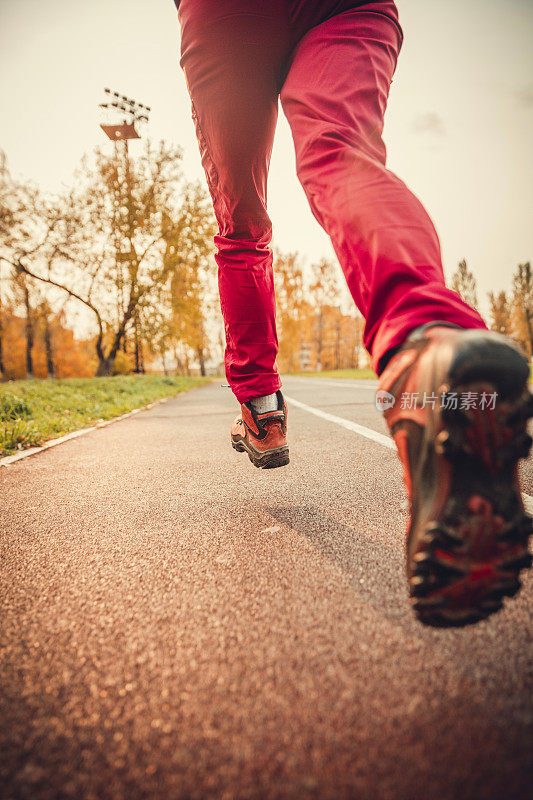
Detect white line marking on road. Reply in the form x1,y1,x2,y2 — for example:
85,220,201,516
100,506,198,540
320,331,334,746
284,394,533,514
285,395,394,449
285,377,378,390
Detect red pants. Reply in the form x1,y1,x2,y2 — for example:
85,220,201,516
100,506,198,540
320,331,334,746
177,0,486,402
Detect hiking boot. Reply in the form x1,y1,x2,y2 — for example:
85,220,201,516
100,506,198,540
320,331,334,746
231,390,289,469
378,324,533,627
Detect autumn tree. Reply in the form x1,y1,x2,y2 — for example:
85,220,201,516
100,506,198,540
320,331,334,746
37,298,57,378
309,258,341,371
1,141,216,376
140,190,217,375
274,251,313,372
13,270,36,377
332,310,364,370
0,272,13,380
451,259,478,307
0,157,77,377
0,154,21,378
143,300,175,374
511,262,533,357
0,159,38,378
488,290,511,337
0,308,4,379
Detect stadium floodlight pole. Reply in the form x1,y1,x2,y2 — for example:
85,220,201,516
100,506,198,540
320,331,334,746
97,88,151,371
99,87,151,146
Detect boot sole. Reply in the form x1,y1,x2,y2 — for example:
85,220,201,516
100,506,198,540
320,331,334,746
231,437,290,469
409,373,533,628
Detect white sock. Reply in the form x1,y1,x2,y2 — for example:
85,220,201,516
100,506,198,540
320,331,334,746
250,393,278,414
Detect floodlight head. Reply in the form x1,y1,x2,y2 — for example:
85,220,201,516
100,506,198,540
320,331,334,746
99,89,150,138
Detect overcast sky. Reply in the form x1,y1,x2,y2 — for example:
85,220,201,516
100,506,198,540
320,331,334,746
1,0,532,314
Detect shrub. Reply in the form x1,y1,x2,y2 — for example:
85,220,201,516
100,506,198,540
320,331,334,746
0,392,32,421
112,352,133,375
0,418,43,453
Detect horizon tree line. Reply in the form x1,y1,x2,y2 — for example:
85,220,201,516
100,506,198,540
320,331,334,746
0,145,531,380
451,258,533,356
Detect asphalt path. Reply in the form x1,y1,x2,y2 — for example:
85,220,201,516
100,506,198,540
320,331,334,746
1,377,532,800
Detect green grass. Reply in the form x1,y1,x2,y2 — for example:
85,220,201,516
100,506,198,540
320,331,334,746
0,375,210,456
286,368,377,379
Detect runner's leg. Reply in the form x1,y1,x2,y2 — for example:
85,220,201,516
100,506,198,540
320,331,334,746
178,1,288,402
280,5,487,373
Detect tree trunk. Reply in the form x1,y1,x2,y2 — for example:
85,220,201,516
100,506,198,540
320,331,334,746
139,337,145,373
132,315,145,373
0,319,4,380
197,348,206,377
315,312,323,371
96,357,115,376
106,295,136,371
134,320,141,373
23,283,34,378
107,321,129,368
0,292,4,380
44,315,55,378
174,347,183,375
353,319,361,369
334,319,341,371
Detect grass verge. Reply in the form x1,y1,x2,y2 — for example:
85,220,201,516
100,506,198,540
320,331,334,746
286,368,377,379
0,375,211,456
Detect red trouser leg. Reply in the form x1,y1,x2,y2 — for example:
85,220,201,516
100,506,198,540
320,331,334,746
178,2,286,403
280,9,487,373
179,1,487,397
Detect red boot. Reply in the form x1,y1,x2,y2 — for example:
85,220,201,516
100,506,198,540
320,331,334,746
379,324,533,627
231,391,289,469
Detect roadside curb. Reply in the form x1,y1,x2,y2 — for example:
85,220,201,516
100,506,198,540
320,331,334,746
0,396,171,468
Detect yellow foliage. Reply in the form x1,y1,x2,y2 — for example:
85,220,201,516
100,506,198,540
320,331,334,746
112,350,134,375
1,312,96,379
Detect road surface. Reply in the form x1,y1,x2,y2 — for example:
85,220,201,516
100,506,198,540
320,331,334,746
1,377,532,800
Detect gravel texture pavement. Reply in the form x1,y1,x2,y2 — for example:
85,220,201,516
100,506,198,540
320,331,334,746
1,377,532,800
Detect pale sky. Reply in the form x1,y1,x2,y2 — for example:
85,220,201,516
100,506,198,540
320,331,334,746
1,0,532,316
